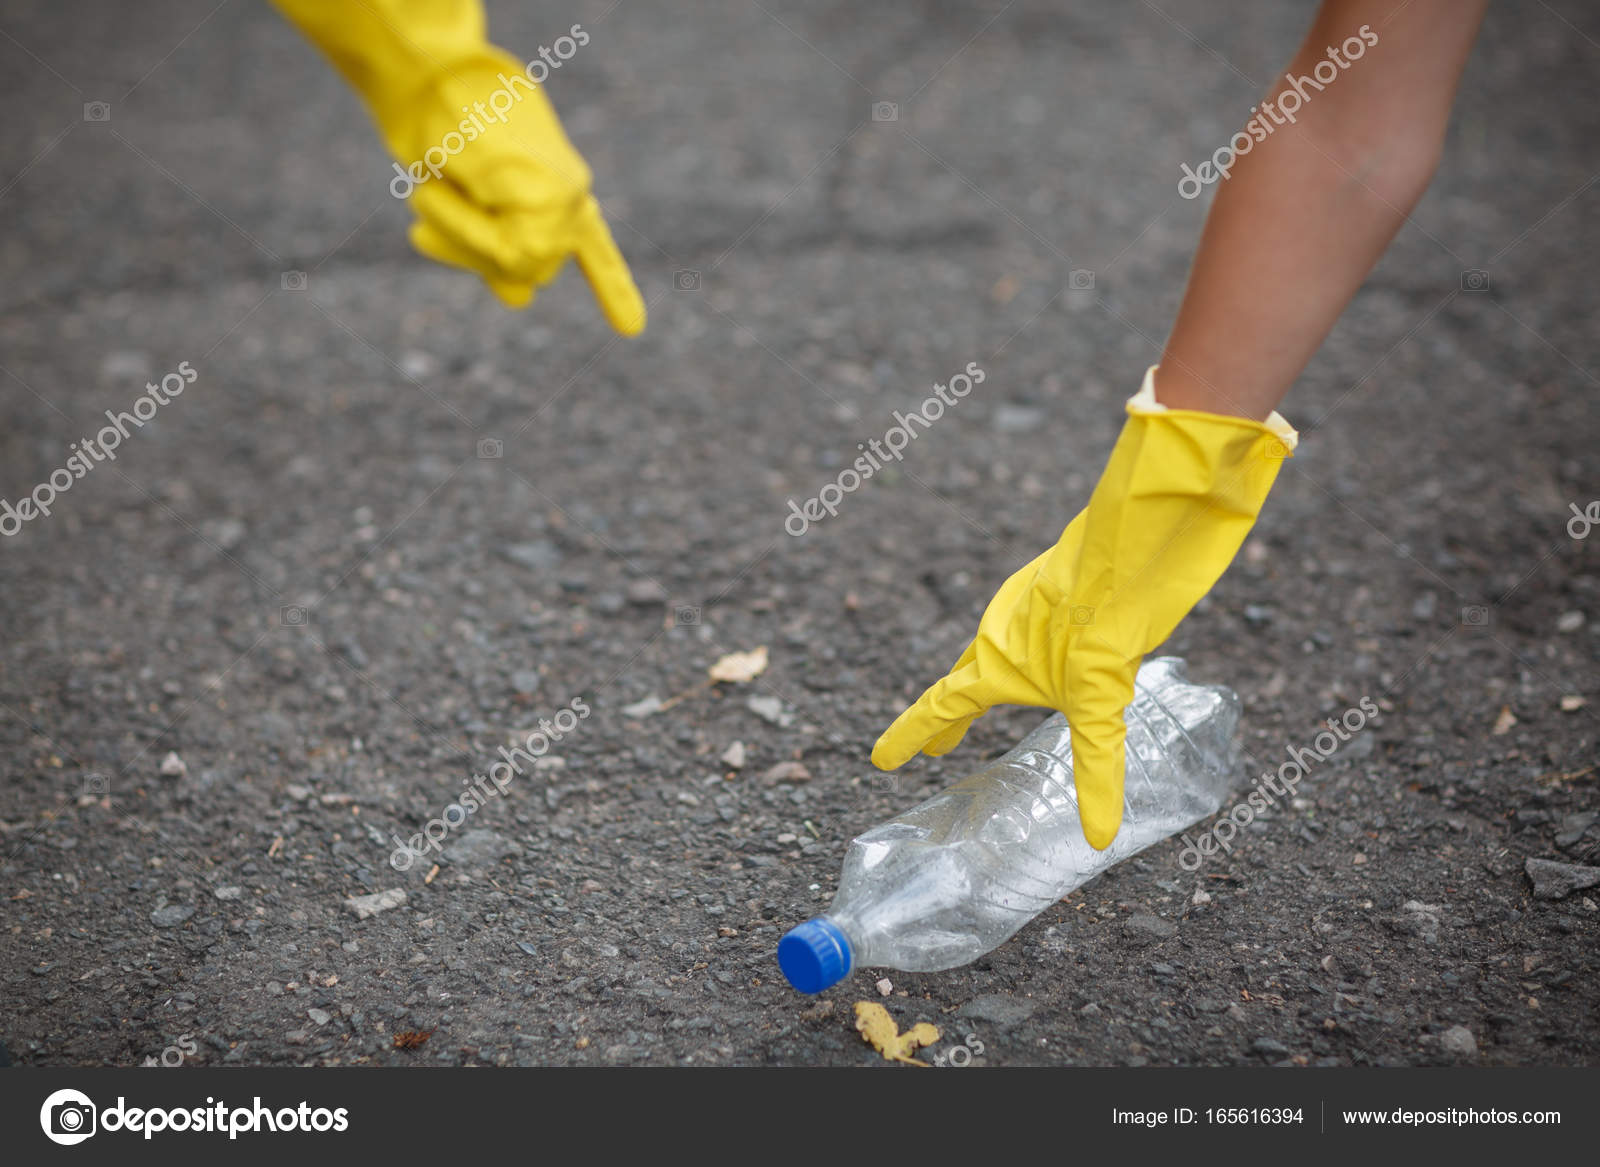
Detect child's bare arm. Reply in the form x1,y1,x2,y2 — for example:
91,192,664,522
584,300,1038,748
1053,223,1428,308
1155,0,1488,419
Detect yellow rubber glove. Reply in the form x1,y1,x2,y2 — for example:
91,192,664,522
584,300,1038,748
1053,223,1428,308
272,0,645,334
872,366,1298,850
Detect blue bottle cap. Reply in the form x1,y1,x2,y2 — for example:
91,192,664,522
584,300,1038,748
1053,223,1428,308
777,918,852,993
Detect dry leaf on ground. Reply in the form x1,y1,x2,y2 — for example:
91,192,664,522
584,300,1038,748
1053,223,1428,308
709,646,768,684
853,1001,939,1065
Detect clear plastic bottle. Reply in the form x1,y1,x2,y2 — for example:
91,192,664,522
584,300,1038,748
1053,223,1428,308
778,657,1240,992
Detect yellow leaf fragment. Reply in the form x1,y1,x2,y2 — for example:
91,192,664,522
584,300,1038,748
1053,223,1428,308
709,646,768,684
853,1001,940,1065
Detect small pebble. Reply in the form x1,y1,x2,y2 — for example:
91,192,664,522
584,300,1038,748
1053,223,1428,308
1438,1025,1477,1057
1123,914,1177,941
746,695,792,727
621,695,663,719
761,761,811,785
1526,858,1600,901
626,580,667,605
344,889,407,919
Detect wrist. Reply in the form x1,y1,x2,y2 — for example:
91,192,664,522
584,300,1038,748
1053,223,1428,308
1150,364,1274,421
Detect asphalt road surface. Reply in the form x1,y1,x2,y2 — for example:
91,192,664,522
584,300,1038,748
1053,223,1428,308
1,0,1595,1066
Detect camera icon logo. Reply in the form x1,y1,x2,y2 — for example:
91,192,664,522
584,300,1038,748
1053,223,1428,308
674,605,701,627
872,101,899,122
83,102,111,122
83,772,109,797
40,1088,97,1145
280,605,309,627
281,270,308,291
1460,605,1490,628
1068,269,1096,291
476,437,503,460
673,269,701,291
1069,605,1095,626
1460,269,1490,292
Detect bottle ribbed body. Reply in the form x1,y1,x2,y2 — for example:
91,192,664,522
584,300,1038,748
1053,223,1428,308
823,657,1239,973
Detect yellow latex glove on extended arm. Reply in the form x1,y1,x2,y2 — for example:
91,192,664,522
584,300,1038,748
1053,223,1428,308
873,367,1298,850
272,0,644,334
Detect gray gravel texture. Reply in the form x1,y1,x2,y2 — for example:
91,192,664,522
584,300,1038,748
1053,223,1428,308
0,0,1595,1067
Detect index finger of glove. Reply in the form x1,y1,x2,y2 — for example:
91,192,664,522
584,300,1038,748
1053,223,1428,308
871,658,991,771
572,197,646,336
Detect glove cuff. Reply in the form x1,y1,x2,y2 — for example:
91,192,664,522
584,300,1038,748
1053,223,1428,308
1128,365,1298,453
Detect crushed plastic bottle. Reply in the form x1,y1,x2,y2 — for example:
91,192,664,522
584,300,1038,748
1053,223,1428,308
778,657,1240,992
